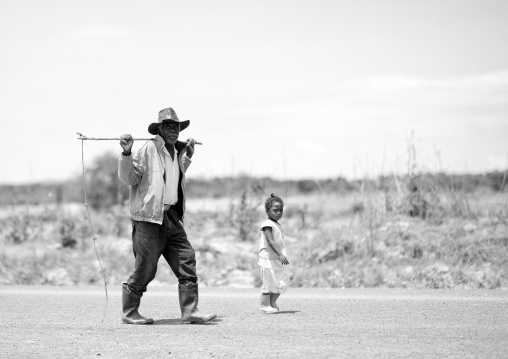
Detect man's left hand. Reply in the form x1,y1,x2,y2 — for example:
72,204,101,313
185,138,196,158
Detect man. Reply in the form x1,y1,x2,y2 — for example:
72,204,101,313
118,107,216,324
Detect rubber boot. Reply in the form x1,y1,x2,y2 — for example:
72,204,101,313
179,283,217,324
122,285,154,325
260,293,278,314
270,292,280,312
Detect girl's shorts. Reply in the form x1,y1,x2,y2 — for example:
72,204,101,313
258,257,289,294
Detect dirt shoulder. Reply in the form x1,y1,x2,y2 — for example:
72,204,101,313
1,286,507,358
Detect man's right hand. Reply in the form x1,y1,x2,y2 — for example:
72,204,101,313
120,134,134,155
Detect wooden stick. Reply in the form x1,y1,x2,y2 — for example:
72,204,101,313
77,133,202,145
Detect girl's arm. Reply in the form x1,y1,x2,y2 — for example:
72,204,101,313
262,227,289,265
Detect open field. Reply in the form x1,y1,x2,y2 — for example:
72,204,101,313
1,190,507,289
1,285,507,358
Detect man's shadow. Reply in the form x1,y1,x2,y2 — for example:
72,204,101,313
154,317,224,326
153,311,299,324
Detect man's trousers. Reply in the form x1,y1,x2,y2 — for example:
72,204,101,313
123,208,197,298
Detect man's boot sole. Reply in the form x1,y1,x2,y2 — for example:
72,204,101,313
181,314,217,324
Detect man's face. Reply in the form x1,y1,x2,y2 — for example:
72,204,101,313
159,122,180,145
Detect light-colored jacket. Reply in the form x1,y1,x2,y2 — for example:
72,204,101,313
118,135,191,225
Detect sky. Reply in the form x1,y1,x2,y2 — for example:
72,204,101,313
1,0,507,184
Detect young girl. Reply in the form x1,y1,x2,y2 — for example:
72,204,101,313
258,193,289,313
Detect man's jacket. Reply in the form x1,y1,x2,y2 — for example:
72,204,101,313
118,135,191,225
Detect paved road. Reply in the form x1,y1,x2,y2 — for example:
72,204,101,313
1,286,507,358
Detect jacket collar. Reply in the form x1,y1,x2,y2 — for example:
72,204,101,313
154,135,186,154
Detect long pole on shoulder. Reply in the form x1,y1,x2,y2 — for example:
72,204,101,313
77,133,203,145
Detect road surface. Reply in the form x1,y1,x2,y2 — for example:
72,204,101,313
1,286,507,358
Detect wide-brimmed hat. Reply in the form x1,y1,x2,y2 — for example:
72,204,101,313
148,107,190,135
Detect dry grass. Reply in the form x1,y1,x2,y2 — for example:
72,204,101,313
0,185,507,289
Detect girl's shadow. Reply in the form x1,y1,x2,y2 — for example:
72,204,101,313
275,310,300,314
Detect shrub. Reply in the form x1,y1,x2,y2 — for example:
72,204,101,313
229,183,265,241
